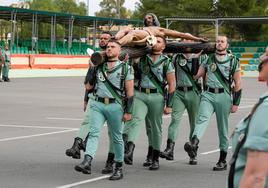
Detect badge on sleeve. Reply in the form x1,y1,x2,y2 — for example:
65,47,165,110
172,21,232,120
210,63,217,72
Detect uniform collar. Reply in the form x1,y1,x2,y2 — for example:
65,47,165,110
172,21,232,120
103,60,122,73
146,54,166,67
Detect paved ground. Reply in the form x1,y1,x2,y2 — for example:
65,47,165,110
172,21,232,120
0,76,266,188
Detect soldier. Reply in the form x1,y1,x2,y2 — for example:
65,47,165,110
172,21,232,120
74,40,134,180
228,56,268,188
2,44,11,82
66,32,118,175
184,36,242,171
160,39,206,165
123,36,176,170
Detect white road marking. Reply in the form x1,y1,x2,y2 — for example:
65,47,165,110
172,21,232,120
0,124,78,130
200,146,232,155
0,129,77,142
46,117,83,121
56,175,110,188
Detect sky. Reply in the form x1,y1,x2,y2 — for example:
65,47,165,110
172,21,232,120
0,0,140,16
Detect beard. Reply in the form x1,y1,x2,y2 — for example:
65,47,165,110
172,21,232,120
99,44,107,50
216,46,227,52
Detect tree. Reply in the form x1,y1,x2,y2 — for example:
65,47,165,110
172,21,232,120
95,0,132,19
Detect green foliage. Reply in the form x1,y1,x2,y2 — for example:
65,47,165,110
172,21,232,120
95,0,132,18
28,0,87,15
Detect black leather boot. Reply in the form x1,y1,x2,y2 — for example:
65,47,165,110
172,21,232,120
184,135,199,159
101,152,114,174
124,141,135,165
143,146,153,167
74,154,92,174
189,157,197,165
149,150,160,170
159,139,175,160
65,137,84,159
81,134,89,152
213,151,227,171
123,133,128,151
109,162,123,180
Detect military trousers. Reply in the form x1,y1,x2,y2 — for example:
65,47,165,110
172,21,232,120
123,91,164,151
77,100,114,153
85,100,123,162
192,91,231,152
168,89,200,142
2,61,10,78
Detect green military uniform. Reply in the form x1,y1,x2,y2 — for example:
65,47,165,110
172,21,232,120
2,49,11,81
85,60,133,163
192,53,240,152
123,54,174,167
231,92,268,188
160,54,206,162
168,54,205,142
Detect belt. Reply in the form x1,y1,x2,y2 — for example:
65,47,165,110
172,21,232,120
207,87,224,94
177,86,193,92
95,96,116,104
135,86,158,94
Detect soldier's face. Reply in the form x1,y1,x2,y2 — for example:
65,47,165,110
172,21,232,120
106,42,121,58
99,34,111,48
152,37,165,52
216,36,228,51
145,15,154,26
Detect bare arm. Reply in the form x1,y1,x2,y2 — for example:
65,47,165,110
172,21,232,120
160,28,206,42
167,72,176,93
194,66,206,80
230,70,242,113
125,79,134,98
164,72,176,114
233,71,242,92
115,27,133,40
123,79,134,121
239,150,268,188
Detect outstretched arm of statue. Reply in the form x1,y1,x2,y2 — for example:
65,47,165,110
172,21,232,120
115,27,133,40
159,28,207,42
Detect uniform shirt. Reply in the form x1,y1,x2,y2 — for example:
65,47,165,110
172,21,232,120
173,53,206,87
202,54,240,88
137,54,175,89
95,61,134,98
232,91,268,188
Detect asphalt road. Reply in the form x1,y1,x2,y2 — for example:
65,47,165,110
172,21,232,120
0,77,266,188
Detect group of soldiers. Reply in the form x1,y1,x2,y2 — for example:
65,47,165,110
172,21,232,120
65,13,242,181
0,44,11,82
